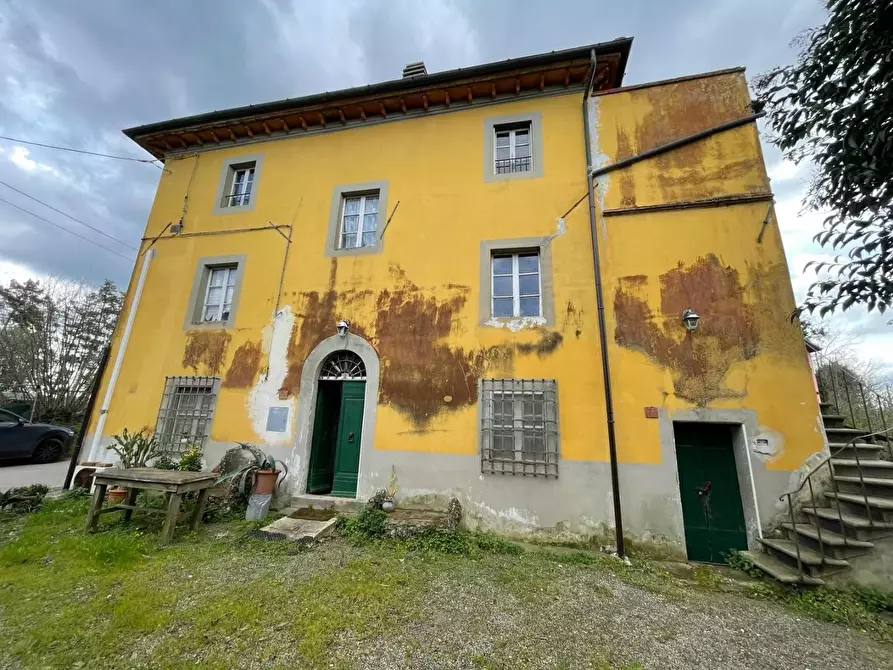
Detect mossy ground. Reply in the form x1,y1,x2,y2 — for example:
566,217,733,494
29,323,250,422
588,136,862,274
0,498,891,669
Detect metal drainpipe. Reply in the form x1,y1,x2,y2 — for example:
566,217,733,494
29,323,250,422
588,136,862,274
582,50,625,558
86,248,156,462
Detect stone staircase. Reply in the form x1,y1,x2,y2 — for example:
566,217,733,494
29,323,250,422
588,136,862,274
743,402,893,585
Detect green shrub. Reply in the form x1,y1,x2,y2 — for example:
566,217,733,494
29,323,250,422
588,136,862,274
177,446,203,472
0,484,50,514
152,453,178,470
336,509,387,542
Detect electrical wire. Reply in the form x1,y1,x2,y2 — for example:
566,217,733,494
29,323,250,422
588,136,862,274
0,180,138,251
0,133,159,165
0,195,134,263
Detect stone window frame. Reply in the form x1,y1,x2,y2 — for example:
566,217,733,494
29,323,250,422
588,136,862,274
479,237,555,326
479,378,560,478
212,154,264,216
324,180,389,257
183,254,247,330
483,111,543,182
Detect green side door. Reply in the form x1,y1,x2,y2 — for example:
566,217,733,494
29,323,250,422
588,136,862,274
331,381,365,497
307,384,339,494
675,423,748,563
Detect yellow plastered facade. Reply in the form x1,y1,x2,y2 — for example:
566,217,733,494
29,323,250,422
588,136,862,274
87,70,822,527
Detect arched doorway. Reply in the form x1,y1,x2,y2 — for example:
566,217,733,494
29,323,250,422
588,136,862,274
306,351,367,496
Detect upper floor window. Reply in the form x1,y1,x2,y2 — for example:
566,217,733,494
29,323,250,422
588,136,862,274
213,155,263,215
491,251,541,318
226,164,255,207
325,181,388,257
184,254,246,330
339,192,379,250
202,265,237,323
483,113,542,183
494,122,531,174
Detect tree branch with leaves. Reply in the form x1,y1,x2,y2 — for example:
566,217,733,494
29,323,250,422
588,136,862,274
755,0,893,317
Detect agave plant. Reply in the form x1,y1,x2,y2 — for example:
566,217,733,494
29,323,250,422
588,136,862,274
215,442,289,495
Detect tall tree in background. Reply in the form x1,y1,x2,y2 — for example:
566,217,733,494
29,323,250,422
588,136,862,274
0,278,122,423
755,0,893,316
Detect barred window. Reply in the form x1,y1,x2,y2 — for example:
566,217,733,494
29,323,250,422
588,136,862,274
480,379,558,477
154,376,218,453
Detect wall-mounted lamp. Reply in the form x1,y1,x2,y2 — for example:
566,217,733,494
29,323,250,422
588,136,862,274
682,308,700,331
336,319,350,338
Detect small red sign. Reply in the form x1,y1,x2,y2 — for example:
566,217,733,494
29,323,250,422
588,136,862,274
644,406,659,419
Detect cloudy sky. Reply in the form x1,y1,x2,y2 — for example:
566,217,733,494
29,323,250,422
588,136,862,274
0,0,888,371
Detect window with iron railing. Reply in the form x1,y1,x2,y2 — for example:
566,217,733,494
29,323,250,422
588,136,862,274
220,163,255,208
154,376,218,453
494,122,532,174
480,379,558,477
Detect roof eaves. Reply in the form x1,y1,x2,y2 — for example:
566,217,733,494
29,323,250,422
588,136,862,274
123,37,633,140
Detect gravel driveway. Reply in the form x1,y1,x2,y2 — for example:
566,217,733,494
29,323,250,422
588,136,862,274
326,549,893,670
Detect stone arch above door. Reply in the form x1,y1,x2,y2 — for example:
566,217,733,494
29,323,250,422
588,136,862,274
289,333,380,496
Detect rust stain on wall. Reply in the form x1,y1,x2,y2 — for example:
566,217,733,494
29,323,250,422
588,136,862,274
279,259,338,399
223,341,261,388
183,330,231,376
615,129,637,207
614,254,762,406
275,263,564,427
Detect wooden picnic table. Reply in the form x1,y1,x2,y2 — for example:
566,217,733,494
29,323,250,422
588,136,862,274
85,468,218,544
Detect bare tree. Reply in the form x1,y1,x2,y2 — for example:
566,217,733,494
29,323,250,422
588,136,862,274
0,277,122,423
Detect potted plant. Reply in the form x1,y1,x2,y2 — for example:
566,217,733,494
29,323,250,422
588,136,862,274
108,428,164,503
382,465,399,513
215,442,289,498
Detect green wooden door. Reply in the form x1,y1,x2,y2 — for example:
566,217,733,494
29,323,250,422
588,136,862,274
675,423,748,563
331,381,365,497
307,383,340,494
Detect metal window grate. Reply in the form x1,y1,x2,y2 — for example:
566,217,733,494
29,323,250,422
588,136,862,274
481,379,558,477
495,156,532,174
154,376,218,453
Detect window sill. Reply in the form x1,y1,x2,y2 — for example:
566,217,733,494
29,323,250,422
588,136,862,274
185,321,235,331
326,244,383,258
211,203,255,216
482,315,548,331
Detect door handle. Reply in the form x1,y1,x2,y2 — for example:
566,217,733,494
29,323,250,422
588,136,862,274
697,481,712,497
347,432,355,443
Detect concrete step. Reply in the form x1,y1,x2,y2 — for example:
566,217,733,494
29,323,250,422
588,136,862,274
824,490,893,510
759,537,849,574
803,506,893,541
741,550,824,585
830,443,886,460
822,414,852,429
831,458,893,479
833,475,893,497
780,522,873,560
825,427,871,441
289,493,364,514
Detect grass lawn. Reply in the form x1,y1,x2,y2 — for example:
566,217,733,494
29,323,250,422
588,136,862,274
1,493,892,670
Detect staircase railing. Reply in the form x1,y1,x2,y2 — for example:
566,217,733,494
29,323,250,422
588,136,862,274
778,425,893,583
811,351,893,455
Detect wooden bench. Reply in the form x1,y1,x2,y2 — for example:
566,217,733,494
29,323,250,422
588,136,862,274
85,468,218,544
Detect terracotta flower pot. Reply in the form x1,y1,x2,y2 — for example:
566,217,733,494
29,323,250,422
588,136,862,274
253,469,280,495
107,487,128,504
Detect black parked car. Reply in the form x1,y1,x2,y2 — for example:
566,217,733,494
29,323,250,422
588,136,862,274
0,408,74,463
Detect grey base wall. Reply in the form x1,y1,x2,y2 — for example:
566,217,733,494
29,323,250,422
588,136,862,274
80,407,810,560
828,536,893,591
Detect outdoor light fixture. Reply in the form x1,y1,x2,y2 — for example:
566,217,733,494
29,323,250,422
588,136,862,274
682,308,700,331
336,319,350,338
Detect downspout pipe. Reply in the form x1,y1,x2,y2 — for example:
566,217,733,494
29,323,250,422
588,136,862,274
582,50,625,558
87,248,156,462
